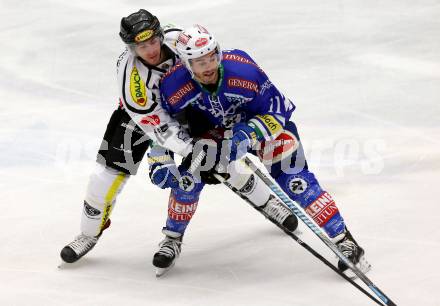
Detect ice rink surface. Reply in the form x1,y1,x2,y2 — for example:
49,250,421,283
1,0,439,305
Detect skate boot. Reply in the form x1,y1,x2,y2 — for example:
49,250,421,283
60,219,110,264
60,234,99,263
153,230,182,277
263,195,298,232
334,229,371,278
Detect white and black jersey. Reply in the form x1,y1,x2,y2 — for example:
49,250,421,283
116,26,193,158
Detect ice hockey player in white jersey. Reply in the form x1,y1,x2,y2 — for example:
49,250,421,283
60,9,298,268
59,9,192,264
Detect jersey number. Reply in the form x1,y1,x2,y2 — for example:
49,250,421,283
269,96,283,114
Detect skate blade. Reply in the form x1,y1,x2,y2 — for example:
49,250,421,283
58,261,68,269
293,229,303,235
344,256,371,279
155,262,175,278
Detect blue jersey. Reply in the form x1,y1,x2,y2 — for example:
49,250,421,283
160,49,295,141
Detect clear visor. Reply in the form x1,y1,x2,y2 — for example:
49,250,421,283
127,36,162,53
188,48,221,70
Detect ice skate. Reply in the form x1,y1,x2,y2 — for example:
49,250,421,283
59,219,110,266
153,231,182,277
59,234,99,265
263,195,299,232
335,230,371,278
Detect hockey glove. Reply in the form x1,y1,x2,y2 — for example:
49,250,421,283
149,164,179,189
228,123,258,161
181,139,229,185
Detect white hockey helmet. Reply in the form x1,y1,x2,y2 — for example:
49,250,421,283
175,24,222,76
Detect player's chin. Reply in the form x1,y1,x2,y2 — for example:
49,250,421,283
146,54,161,65
203,71,217,84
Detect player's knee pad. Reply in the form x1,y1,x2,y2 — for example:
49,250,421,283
82,164,129,236
226,160,270,206
165,173,204,234
275,169,345,238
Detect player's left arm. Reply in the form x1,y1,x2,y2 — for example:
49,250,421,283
246,69,295,142
228,67,295,161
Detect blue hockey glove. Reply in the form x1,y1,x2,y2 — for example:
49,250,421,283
228,123,258,161
149,164,179,189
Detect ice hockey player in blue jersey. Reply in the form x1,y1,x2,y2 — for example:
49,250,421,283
153,24,370,277
58,10,298,275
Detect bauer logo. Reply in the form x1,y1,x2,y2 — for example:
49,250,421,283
83,201,100,219
195,37,208,47
130,67,147,106
134,30,154,43
239,174,256,194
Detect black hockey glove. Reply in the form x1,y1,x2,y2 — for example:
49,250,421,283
181,139,230,185
199,165,230,185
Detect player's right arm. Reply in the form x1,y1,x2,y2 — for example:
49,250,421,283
159,63,199,116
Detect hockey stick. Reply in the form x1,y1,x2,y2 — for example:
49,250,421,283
241,157,397,306
215,174,386,306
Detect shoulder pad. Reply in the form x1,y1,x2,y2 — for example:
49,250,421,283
160,64,198,112
222,49,257,65
222,49,265,75
163,24,182,54
160,62,191,83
